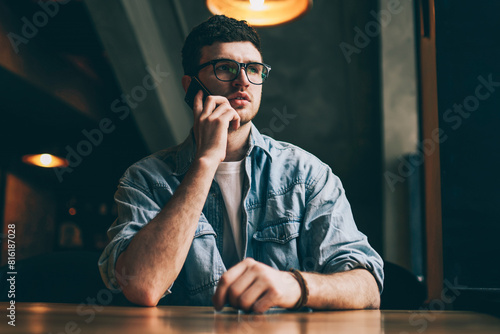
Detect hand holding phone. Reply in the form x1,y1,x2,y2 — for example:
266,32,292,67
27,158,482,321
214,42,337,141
184,76,212,109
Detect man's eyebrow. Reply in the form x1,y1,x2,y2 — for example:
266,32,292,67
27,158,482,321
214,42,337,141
211,57,263,63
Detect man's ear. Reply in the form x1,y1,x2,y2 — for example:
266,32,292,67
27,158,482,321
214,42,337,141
181,75,192,93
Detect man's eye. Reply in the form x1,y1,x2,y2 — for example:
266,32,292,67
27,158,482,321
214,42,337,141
248,66,261,75
216,63,236,73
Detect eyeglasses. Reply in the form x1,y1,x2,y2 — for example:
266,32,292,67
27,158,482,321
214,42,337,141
196,58,271,85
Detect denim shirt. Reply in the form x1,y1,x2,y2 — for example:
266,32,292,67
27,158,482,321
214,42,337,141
98,124,384,306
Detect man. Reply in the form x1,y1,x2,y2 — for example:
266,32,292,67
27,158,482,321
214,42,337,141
99,15,383,312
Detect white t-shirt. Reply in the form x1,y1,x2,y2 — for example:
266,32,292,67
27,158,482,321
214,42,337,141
214,160,245,268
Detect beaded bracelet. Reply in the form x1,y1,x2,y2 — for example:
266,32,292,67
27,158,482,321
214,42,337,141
289,269,309,310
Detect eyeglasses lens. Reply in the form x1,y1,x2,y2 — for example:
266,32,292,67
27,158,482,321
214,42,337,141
214,60,268,84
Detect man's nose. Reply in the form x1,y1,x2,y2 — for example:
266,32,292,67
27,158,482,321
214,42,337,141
232,68,250,87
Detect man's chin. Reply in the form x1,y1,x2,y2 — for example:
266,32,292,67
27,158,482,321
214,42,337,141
234,107,256,124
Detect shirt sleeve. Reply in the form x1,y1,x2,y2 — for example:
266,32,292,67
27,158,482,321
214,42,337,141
98,173,164,292
299,165,384,293
98,161,182,294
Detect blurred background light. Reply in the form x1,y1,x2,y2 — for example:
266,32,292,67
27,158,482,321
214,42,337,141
206,0,312,27
22,153,69,168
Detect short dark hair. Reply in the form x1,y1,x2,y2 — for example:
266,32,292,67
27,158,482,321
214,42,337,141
181,15,262,76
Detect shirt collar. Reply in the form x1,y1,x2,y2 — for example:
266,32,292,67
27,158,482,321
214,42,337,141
248,123,273,161
173,123,272,175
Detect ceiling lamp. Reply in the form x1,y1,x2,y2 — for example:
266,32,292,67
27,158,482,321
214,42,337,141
22,153,69,168
206,0,313,27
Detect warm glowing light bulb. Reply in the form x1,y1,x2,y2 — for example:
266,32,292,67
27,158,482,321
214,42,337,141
250,0,265,10
207,0,312,27
22,153,69,168
40,154,53,166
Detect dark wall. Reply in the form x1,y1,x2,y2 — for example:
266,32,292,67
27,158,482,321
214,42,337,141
436,1,500,290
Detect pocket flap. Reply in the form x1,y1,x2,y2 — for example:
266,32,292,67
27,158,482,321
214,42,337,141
253,222,300,244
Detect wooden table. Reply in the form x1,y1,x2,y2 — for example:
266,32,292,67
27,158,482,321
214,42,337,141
2,302,500,333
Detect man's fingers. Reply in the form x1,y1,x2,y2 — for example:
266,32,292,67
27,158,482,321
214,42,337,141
208,102,234,120
250,289,279,314
210,108,241,130
231,118,240,131
212,258,255,310
205,99,241,131
192,90,204,117
232,279,268,312
200,96,232,117
212,268,245,310
226,270,258,309
196,95,241,131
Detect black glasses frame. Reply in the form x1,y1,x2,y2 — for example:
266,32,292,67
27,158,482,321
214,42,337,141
196,58,271,85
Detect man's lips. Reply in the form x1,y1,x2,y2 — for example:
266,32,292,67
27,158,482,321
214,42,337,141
228,92,250,101
229,99,250,107
228,92,250,107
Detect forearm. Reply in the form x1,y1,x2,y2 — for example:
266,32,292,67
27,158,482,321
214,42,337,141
302,269,381,310
116,157,218,306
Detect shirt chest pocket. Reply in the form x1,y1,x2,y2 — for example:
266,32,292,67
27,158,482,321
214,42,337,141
252,220,301,270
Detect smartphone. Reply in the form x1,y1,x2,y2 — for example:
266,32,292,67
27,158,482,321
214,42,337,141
184,76,211,109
